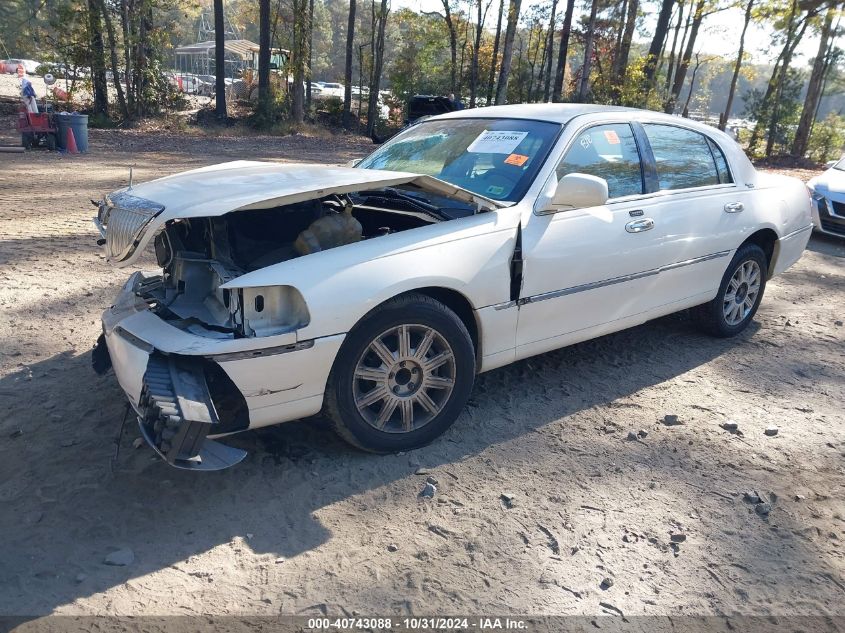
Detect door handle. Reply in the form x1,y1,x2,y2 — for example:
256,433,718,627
724,202,744,213
625,218,655,233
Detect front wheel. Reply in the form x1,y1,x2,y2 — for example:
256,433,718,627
693,243,768,337
323,293,476,453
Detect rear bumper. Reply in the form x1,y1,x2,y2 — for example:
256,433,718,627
96,272,345,469
772,224,813,276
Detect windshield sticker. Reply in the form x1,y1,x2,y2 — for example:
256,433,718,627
486,185,505,196
579,135,593,149
504,153,529,167
467,130,529,154
603,129,621,145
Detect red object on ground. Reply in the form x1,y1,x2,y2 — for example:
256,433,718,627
66,127,79,154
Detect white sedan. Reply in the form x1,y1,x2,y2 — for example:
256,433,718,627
807,156,845,238
92,104,813,469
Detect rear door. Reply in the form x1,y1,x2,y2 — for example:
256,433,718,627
637,122,748,306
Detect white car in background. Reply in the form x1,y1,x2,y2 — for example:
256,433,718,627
315,82,344,99
807,156,845,238
2,58,40,74
92,104,813,470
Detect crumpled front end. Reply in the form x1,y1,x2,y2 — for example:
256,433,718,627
94,272,343,470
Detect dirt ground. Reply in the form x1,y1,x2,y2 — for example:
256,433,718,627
0,117,844,619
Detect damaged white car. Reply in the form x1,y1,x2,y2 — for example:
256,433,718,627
93,104,813,470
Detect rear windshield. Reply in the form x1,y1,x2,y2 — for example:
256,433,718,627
358,118,561,203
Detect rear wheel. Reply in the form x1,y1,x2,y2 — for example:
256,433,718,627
324,293,476,453
46,133,56,151
21,133,33,149
693,243,768,337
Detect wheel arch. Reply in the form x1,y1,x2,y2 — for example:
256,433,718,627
739,228,778,278
348,286,481,362
408,286,480,360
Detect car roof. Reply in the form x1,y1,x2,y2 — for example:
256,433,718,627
430,103,720,131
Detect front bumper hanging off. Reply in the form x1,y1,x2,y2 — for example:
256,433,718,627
94,336,247,471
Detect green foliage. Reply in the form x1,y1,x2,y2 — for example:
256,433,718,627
742,67,803,157
807,114,845,163
387,9,452,103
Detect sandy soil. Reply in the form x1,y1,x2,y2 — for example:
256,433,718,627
0,118,844,619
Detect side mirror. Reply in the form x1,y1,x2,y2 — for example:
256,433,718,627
826,160,837,168
345,158,362,168
541,173,609,214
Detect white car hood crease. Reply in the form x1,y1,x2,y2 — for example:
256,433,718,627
104,161,500,267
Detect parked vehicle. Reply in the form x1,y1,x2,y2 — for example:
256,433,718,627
2,58,41,74
807,156,845,238
92,104,813,470
406,94,455,124
316,82,344,99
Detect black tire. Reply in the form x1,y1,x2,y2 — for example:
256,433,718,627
692,243,768,337
46,133,56,151
323,293,476,453
21,133,33,149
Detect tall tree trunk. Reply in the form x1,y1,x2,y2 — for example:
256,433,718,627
665,0,705,113
642,0,674,87
99,0,127,119
366,0,388,137
441,0,459,94
486,0,504,105
87,0,109,116
577,0,599,101
791,5,835,157
542,0,558,101
609,0,637,103
306,0,314,109
213,0,226,119
719,0,753,131
291,0,308,123
343,0,356,128
663,0,685,97
612,0,637,80
551,0,574,101
469,0,488,107
612,0,629,66
257,0,272,121
495,0,522,104
764,9,812,158
120,0,133,113
681,53,705,117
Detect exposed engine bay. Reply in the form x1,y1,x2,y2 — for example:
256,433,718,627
134,188,473,340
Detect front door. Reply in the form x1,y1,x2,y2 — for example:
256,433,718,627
515,122,667,357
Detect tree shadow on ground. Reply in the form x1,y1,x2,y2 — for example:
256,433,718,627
1,305,840,615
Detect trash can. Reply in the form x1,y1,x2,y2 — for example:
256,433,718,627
56,113,89,152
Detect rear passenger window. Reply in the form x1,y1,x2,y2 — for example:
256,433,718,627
556,123,643,199
643,124,720,190
707,138,732,184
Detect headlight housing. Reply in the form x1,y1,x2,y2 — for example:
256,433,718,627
225,285,310,337
96,191,165,263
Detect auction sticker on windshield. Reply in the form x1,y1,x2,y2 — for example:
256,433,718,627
467,130,529,154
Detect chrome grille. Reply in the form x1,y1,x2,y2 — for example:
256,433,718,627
99,192,164,262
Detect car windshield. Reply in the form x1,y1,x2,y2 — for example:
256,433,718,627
833,156,845,171
357,118,561,203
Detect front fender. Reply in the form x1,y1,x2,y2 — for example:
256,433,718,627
222,209,521,341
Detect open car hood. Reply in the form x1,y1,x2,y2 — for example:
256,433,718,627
95,160,501,268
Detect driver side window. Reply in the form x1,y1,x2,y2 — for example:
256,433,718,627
556,124,644,199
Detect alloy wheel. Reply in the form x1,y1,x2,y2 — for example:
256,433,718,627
352,324,456,433
723,259,761,326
